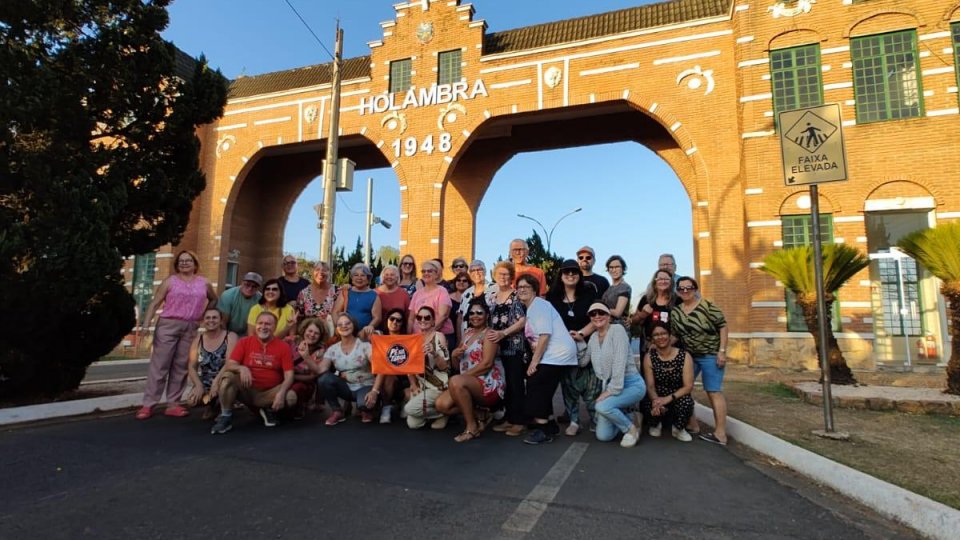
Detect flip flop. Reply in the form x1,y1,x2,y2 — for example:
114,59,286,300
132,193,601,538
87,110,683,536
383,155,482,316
698,432,727,446
454,430,481,443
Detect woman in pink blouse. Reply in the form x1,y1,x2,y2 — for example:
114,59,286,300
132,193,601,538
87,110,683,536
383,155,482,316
407,260,453,336
137,250,217,420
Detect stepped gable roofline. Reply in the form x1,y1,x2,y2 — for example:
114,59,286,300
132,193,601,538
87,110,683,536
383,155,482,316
228,55,372,99
482,0,733,55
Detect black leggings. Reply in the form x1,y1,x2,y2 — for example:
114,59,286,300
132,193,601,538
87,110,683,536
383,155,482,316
524,363,563,421
500,352,527,425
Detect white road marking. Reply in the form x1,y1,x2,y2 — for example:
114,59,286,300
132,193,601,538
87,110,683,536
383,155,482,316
500,442,589,534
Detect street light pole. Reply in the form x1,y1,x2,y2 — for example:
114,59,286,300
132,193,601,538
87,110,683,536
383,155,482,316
364,177,391,266
517,207,582,254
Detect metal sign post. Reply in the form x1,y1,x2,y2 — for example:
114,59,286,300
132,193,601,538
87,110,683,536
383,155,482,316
778,104,849,437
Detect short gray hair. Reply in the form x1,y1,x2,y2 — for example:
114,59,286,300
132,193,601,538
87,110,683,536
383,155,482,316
350,263,373,280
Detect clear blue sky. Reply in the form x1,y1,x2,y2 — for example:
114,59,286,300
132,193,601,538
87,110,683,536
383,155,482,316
163,0,694,290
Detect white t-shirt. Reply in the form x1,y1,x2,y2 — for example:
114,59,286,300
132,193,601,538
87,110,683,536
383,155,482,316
524,297,577,367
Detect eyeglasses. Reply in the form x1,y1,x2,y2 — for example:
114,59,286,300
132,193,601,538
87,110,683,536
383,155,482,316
282,260,296,265
242,281,259,288
511,247,526,252
577,255,592,261
468,311,485,316
588,310,609,317
677,286,696,292
264,286,280,292
422,268,437,274
388,317,403,323
401,262,414,266
469,267,484,272
607,265,622,270
656,277,672,282
516,284,534,291
416,315,433,322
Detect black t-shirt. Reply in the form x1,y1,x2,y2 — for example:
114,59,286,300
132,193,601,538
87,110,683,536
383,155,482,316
549,289,599,332
637,295,681,339
582,273,610,296
278,276,310,305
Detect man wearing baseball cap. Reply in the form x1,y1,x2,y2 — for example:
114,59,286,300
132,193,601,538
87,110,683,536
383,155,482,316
217,271,262,336
577,246,609,295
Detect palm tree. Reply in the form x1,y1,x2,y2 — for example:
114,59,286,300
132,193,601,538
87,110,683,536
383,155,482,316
760,244,870,385
897,222,960,395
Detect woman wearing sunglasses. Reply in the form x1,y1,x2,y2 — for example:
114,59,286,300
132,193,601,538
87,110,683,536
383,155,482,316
640,321,694,442
365,308,409,424
670,276,729,445
247,278,296,339
403,306,451,429
437,298,504,442
583,303,645,447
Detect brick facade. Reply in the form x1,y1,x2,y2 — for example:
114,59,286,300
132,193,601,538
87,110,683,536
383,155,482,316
132,0,960,368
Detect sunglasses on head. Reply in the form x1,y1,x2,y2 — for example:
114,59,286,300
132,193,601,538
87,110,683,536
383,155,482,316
588,310,608,317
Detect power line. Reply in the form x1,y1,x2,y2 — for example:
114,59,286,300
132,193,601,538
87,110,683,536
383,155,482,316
338,194,362,214
282,0,336,62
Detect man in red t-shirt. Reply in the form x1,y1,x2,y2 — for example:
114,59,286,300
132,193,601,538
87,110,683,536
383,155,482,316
211,311,295,434
509,238,547,296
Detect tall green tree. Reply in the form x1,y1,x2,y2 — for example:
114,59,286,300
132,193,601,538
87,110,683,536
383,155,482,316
897,223,960,394
0,0,227,398
760,244,870,385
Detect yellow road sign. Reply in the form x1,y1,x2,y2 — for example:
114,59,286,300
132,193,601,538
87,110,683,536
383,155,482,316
778,104,848,186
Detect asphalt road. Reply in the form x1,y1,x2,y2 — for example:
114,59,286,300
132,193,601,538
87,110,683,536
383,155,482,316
0,409,912,539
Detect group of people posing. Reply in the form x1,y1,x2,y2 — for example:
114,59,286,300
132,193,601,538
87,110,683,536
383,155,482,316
136,240,730,447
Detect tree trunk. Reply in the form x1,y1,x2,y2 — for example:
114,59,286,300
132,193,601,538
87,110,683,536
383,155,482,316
942,284,960,395
799,294,857,385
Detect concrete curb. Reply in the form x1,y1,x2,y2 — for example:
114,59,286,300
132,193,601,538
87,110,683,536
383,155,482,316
90,358,149,366
695,404,960,540
0,393,143,426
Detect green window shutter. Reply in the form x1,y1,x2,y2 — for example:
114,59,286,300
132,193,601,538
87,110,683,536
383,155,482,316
389,58,412,93
770,44,823,129
438,49,462,85
851,30,923,123
780,214,841,332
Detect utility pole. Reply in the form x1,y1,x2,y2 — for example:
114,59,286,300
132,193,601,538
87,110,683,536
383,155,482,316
318,23,343,263
364,176,391,266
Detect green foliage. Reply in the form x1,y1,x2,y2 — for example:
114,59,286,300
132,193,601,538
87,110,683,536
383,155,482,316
897,223,960,283
524,230,563,284
0,0,228,398
760,244,870,296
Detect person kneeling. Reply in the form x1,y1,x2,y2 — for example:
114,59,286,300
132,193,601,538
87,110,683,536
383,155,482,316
403,307,450,429
640,322,695,442
211,312,296,434
435,298,505,442
584,303,645,448
318,313,376,425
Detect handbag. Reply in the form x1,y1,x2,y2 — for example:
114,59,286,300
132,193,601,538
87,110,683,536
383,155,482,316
420,331,449,391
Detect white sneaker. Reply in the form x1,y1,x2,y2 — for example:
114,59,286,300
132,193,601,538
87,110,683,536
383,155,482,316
620,428,639,448
564,422,580,436
430,415,449,430
648,423,662,438
672,427,692,442
379,405,393,424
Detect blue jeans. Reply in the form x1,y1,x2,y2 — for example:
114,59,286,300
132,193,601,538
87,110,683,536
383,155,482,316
595,374,646,442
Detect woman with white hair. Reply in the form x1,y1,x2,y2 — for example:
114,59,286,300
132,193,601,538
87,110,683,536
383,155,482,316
455,259,492,343
376,264,410,334
332,263,381,340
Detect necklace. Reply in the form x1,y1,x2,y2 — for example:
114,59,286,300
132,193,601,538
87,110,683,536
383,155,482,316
564,291,576,317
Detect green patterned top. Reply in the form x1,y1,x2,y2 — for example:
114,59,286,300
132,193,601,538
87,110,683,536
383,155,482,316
669,299,726,356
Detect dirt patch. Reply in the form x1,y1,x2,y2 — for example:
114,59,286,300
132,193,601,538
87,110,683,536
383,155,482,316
703,375,960,510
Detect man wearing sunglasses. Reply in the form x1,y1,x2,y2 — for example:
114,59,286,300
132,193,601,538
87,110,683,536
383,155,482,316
576,246,609,296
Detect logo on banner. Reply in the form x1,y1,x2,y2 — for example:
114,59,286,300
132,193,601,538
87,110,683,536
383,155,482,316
387,344,410,367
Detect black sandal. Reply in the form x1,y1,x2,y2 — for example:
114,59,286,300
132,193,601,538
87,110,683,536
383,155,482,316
698,432,727,446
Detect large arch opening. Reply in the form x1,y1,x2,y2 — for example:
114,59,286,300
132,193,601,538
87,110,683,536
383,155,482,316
442,101,700,293
222,135,391,283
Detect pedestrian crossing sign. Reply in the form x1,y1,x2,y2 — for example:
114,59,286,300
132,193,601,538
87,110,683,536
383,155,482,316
778,104,848,186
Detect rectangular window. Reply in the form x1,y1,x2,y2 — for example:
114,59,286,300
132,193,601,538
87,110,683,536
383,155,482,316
132,253,156,324
952,22,960,95
850,30,923,123
389,58,412,93
225,261,239,289
438,49,462,85
770,44,823,127
865,212,929,337
780,214,841,332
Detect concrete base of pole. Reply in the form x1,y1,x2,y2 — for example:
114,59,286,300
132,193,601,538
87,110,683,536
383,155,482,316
812,429,850,441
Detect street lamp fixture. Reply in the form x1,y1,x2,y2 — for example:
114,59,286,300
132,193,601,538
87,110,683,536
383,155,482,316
516,207,582,254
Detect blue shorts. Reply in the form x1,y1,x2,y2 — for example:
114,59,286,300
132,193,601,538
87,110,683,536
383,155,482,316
692,354,724,392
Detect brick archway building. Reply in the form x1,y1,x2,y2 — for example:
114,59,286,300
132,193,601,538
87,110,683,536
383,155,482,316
142,0,960,369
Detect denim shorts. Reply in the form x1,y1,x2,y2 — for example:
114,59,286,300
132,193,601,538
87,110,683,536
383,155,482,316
692,354,724,392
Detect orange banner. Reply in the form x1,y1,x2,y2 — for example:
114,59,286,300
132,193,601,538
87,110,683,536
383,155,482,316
371,334,424,375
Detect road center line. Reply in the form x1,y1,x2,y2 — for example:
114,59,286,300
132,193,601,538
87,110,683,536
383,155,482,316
500,442,589,534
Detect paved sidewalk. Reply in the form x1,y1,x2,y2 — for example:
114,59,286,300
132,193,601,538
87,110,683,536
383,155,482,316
790,382,960,415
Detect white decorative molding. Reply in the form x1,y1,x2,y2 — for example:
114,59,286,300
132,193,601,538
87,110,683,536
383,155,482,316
768,0,815,19
380,111,407,134
215,135,236,159
303,105,318,124
437,103,466,130
543,66,563,89
676,65,715,95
